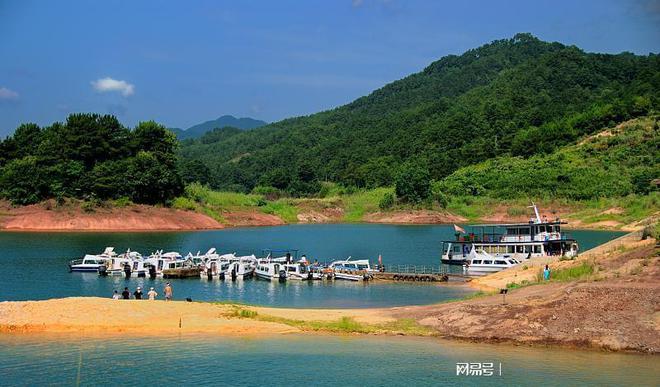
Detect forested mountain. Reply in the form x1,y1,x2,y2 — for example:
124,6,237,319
179,33,659,195
169,115,267,139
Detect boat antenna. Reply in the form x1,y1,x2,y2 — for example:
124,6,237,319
528,201,542,223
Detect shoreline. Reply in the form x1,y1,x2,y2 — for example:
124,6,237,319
2,199,654,232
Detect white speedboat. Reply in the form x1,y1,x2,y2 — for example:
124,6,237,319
255,262,287,281
282,263,310,280
187,248,221,267
142,250,184,277
103,250,147,277
233,254,257,278
329,257,374,281
462,252,520,276
69,247,116,272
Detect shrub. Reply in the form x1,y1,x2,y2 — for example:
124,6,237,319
641,223,659,240
252,185,283,200
379,192,395,210
172,196,197,211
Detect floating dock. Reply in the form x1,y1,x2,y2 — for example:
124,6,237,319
372,265,450,282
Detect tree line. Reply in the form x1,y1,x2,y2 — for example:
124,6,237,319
0,113,182,205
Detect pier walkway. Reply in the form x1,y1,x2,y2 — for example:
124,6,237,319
372,265,456,282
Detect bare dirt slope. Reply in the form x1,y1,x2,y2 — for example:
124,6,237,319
0,201,222,231
395,240,659,353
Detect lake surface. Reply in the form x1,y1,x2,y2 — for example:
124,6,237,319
0,224,624,307
0,333,657,386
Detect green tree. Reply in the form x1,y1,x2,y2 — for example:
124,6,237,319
395,160,431,203
0,156,49,204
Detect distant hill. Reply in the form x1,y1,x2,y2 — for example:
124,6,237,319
169,115,267,139
180,33,658,195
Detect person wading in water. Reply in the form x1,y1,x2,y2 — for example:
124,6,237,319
164,283,173,301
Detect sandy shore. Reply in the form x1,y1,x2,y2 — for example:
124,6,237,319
0,297,393,336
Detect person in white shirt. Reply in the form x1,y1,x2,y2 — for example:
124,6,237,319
147,287,158,300
112,290,120,300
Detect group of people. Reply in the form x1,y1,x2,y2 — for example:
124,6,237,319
112,283,173,301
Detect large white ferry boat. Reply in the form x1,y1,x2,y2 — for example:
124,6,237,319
441,204,579,269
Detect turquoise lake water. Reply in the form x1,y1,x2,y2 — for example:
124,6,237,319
1,334,657,386
0,224,623,307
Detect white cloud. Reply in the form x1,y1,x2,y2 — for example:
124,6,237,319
91,77,135,97
0,87,19,100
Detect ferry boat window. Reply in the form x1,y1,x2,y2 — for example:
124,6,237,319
357,264,368,270
534,245,542,253
507,260,516,264
506,228,517,235
555,225,561,232
472,260,482,264
453,246,462,253
539,225,546,233
524,246,531,253
495,260,506,265
483,260,492,264
516,246,524,253
520,227,530,235
507,246,515,254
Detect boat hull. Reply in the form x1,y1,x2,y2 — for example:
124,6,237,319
69,266,102,272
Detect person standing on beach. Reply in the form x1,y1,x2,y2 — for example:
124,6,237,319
122,287,130,299
133,287,143,300
112,290,120,300
147,287,158,300
164,283,173,301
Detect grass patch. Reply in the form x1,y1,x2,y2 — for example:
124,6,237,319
505,279,532,289
226,307,434,335
260,200,299,223
546,261,595,282
340,187,394,222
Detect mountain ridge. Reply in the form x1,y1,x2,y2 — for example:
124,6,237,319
179,33,658,195
170,115,267,139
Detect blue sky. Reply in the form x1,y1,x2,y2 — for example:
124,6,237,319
0,0,658,136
